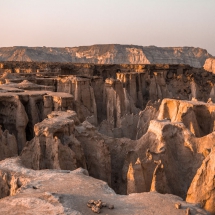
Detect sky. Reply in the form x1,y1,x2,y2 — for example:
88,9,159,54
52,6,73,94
1,0,215,55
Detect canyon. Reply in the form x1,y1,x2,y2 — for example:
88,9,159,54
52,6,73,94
0,60,214,214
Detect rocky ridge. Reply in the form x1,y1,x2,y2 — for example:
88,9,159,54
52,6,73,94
0,45,212,68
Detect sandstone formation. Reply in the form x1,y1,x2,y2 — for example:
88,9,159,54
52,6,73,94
186,147,215,214
0,45,212,67
0,128,17,161
204,57,215,73
0,157,209,215
20,110,111,185
158,99,215,137
19,99,215,205
21,111,86,171
0,61,214,214
57,76,97,125
123,119,213,198
0,90,73,153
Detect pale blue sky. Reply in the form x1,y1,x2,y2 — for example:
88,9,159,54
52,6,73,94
1,0,215,55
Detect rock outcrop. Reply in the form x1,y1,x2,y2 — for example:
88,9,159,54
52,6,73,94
21,111,86,171
98,78,139,139
122,118,215,198
0,45,212,67
186,147,215,214
0,90,73,153
0,157,209,215
0,128,17,161
204,57,215,73
3,103,215,212
21,110,111,185
158,99,215,137
0,93,28,153
57,76,97,125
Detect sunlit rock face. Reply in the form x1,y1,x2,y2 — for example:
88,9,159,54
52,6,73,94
0,44,212,67
186,147,215,215
204,57,215,73
158,99,215,137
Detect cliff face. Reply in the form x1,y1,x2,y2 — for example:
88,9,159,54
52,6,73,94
0,45,212,68
186,147,215,214
204,57,215,73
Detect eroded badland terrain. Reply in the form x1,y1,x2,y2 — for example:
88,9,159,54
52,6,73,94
0,45,215,215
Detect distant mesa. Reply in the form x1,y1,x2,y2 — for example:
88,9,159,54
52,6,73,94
0,44,212,69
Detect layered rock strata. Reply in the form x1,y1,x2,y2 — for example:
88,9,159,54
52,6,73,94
0,45,212,67
21,111,111,185
57,76,97,125
158,98,215,137
21,111,86,171
0,90,73,153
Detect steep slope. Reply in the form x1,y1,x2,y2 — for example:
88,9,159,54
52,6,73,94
0,45,212,67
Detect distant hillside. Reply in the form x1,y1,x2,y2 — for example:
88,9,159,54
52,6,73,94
0,44,212,68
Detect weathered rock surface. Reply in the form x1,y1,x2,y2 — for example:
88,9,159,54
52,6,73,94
158,99,215,137
57,76,97,125
186,147,215,214
2,80,54,91
0,157,209,215
123,118,215,198
75,120,111,185
0,45,212,67
20,110,111,185
136,100,160,139
21,111,86,171
0,93,28,153
204,57,215,73
0,89,73,152
0,128,17,161
98,77,139,139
